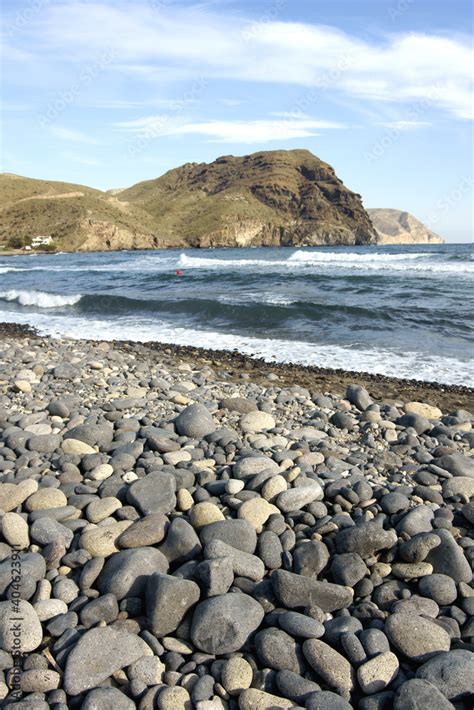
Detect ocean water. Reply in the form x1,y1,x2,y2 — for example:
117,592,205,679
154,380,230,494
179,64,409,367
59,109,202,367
0,244,473,387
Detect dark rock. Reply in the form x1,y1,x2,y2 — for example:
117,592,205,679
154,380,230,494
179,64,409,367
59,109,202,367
126,471,176,515
175,403,216,438
394,679,455,709
97,547,169,600
146,573,200,636
190,592,264,654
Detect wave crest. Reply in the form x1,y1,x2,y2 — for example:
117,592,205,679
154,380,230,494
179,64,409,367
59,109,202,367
0,289,82,308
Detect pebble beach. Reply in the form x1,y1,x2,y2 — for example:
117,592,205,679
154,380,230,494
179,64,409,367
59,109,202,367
0,324,473,709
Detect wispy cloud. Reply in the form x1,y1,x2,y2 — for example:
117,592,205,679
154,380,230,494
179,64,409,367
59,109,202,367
6,2,471,120
51,126,99,144
60,150,102,166
376,120,431,130
115,116,346,143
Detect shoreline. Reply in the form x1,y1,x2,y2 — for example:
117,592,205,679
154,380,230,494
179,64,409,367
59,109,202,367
0,318,472,706
2,321,473,411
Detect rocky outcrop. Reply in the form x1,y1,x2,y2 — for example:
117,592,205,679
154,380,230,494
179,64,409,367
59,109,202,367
368,209,444,244
119,150,378,247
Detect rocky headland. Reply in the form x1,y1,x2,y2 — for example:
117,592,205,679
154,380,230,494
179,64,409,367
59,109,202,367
368,210,444,245
0,326,472,708
1,150,443,253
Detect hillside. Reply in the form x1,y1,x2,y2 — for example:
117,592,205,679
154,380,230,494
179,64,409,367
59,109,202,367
119,149,377,247
4,153,450,252
368,208,444,245
0,174,162,251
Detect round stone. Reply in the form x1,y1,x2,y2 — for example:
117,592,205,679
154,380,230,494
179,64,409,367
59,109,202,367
238,498,278,532
385,613,451,663
0,600,43,653
357,651,399,695
189,502,225,529
221,657,253,695
240,411,276,433
25,488,67,511
1,512,29,548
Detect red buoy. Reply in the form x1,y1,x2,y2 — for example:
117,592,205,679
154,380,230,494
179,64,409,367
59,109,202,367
176,269,183,276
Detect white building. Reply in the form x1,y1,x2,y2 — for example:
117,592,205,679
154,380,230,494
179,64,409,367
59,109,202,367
31,235,53,247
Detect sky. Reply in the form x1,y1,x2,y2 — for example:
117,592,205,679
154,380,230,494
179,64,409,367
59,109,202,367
1,0,473,242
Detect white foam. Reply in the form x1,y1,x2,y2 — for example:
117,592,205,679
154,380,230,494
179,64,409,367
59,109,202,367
0,266,24,273
176,251,474,276
1,309,472,387
0,289,82,308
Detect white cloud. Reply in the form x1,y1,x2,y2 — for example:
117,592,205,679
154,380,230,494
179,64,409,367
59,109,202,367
3,2,473,120
376,120,431,131
51,126,98,144
115,116,345,143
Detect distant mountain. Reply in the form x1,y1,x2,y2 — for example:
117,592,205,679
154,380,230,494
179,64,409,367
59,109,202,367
367,208,444,244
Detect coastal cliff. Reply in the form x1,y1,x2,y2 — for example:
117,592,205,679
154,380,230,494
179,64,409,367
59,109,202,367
368,208,444,244
118,149,377,248
0,150,376,251
0,153,445,252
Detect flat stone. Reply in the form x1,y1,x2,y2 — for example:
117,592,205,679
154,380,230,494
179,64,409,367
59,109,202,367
191,593,264,654
27,433,61,453
385,613,450,662
436,454,474,477
64,422,113,448
272,569,353,612
157,686,191,710
19,669,61,693
279,611,324,639
63,626,150,695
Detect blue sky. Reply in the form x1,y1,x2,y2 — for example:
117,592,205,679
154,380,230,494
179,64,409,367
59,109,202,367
1,0,473,241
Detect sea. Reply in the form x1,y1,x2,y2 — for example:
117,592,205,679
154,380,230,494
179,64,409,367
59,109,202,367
0,244,473,387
